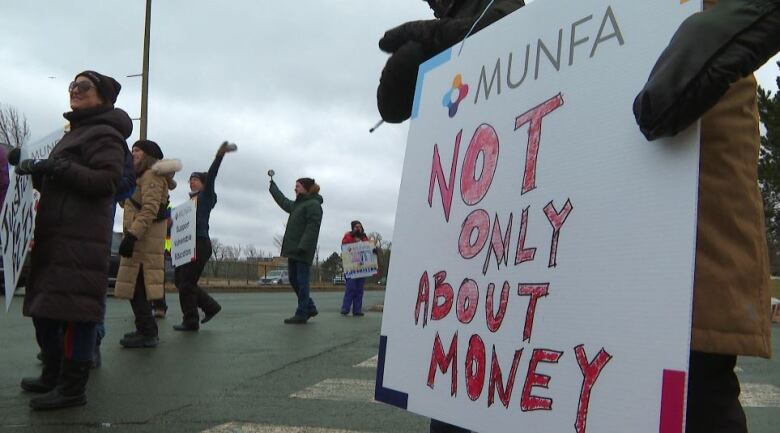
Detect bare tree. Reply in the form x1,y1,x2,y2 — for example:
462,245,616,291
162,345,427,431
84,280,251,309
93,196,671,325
245,244,259,261
367,232,390,249
0,104,30,148
210,238,225,277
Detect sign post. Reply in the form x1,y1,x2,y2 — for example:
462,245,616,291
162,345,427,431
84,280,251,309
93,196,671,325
376,1,702,432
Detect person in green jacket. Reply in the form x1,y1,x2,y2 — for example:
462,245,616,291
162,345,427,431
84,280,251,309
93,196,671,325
269,176,323,324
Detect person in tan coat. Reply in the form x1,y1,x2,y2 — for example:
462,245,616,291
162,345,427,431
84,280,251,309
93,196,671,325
114,140,181,348
635,1,779,432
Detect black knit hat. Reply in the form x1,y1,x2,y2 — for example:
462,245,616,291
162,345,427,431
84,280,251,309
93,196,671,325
296,177,315,191
132,139,163,160
75,70,121,104
190,172,207,183
351,220,363,231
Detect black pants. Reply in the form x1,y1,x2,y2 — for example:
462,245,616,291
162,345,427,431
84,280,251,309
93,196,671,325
130,268,157,337
176,236,219,326
686,351,747,433
34,318,97,362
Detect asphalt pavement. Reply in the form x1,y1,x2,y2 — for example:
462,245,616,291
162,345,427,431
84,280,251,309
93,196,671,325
0,292,778,433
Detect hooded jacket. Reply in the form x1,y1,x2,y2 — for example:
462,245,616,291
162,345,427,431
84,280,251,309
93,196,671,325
270,180,323,265
114,158,182,300
23,107,131,322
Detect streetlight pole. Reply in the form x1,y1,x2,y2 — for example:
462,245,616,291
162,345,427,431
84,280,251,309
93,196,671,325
140,0,152,140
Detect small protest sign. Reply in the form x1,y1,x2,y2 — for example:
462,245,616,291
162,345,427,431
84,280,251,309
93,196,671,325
342,241,379,279
171,199,197,267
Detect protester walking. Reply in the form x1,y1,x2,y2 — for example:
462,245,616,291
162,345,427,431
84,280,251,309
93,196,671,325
269,176,323,324
15,70,130,410
172,141,235,331
340,220,373,317
115,140,180,348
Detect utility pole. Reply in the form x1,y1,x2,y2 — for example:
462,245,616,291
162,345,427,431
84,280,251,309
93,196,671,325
140,0,152,139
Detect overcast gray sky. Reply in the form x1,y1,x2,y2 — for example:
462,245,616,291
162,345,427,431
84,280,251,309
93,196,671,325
1,1,778,259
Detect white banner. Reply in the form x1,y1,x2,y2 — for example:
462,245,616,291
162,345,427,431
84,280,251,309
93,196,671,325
377,1,702,433
1,129,61,311
341,241,379,279
171,198,196,267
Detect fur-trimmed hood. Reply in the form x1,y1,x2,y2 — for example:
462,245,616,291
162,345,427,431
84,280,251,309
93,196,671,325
151,158,183,190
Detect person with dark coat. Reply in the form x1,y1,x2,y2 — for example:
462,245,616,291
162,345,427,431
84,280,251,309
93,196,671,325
635,1,779,432
377,0,524,123
340,220,372,316
172,141,235,331
270,176,323,324
115,140,180,347
13,70,130,410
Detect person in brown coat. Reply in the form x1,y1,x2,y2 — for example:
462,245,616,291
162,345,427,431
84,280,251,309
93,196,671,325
14,70,130,410
114,140,181,348
635,1,778,432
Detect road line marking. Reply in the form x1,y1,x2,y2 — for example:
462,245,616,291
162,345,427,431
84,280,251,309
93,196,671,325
354,356,377,368
291,378,375,403
740,383,780,408
201,423,368,433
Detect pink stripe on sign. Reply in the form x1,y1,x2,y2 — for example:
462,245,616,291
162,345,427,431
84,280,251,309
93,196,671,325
659,370,687,433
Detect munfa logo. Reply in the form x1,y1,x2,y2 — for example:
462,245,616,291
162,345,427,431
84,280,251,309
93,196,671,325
442,74,469,118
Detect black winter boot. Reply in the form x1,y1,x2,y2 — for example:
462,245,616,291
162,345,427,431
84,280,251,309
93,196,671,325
29,359,90,410
120,333,158,348
21,352,61,393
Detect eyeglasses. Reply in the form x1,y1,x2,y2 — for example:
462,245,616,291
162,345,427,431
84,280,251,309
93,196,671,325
68,81,94,93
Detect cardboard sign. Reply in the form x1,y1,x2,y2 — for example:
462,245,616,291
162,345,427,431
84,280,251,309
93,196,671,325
376,1,702,432
1,129,61,310
171,198,197,267
342,241,379,279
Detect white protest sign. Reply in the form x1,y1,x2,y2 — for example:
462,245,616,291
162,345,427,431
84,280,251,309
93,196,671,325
1,128,61,310
341,241,379,279
376,1,702,433
171,199,196,267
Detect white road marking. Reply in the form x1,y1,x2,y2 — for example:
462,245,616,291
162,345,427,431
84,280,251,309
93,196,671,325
354,356,377,368
740,383,780,408
202,423,368,433
291,378,375,403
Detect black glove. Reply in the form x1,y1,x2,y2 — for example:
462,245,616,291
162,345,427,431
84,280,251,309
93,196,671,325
7,148,21,166
118,234,137,258
377,41,428,123
15,159,59,176
634,0,780,140
380,20,439,54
